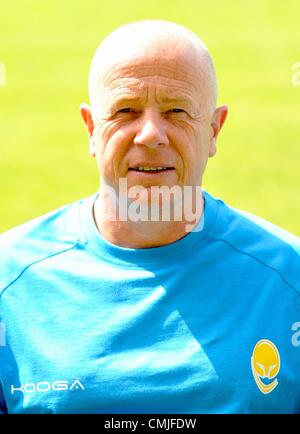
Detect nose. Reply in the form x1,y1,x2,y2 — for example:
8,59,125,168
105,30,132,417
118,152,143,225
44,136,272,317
134,109,169,148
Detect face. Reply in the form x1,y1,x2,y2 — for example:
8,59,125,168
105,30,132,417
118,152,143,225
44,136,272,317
82,45,227,194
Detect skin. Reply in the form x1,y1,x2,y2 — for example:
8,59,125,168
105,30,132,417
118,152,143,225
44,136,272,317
80,20,228,248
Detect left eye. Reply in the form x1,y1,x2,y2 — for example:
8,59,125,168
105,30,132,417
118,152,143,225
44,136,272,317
168,108,185,113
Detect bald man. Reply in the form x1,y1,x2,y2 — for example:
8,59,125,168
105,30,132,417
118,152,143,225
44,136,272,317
0,20,300,414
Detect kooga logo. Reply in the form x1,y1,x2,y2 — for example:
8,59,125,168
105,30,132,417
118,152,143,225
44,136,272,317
11,379,84,395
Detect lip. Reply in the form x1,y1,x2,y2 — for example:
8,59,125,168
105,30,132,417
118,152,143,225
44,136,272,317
128,167,175,175
128,169,175,176
127,169,176,181
128,164,175,170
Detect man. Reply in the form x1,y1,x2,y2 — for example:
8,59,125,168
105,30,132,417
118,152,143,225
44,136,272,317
0,20,299,414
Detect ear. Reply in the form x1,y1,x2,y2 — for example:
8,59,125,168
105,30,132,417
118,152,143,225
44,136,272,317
80,103,96,157
209,105,228,157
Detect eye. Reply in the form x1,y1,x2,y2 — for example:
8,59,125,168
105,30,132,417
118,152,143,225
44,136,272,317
167,108,186,114
118,108,135,113
171,108,184,112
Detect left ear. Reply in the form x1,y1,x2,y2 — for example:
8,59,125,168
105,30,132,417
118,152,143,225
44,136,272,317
209,105,228,157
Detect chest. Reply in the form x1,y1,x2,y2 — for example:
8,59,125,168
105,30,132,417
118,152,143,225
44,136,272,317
1,267,300,413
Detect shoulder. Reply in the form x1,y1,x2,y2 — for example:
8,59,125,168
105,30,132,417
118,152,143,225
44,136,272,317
0,197,88,295
204,191,300,293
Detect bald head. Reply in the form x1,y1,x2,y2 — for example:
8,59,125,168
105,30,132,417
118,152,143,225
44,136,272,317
88,20,218,118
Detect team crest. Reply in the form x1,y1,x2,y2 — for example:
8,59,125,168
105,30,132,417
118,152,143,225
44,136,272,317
251,339,280,394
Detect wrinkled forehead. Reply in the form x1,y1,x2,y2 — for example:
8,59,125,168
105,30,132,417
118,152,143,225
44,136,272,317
101,58,201,90
96,63,204,118
90,51,212,115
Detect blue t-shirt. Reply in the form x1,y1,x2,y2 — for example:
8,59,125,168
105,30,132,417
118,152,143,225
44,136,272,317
0,191,299,414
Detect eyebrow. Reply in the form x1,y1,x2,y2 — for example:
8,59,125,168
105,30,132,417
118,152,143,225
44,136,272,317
105,86,196,114
107,94,145,112
114,95,144,104
109,94,195,110
157,95,194,107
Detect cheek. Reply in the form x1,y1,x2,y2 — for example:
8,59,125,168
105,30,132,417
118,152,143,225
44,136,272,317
172,125,203,161
95,122,136,169
179,127,211,182
169,121,196,149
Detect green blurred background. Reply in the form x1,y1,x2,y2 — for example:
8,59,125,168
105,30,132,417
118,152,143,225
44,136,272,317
1,0,299,235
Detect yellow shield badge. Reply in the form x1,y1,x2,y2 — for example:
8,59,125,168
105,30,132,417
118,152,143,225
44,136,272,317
251,339,280,394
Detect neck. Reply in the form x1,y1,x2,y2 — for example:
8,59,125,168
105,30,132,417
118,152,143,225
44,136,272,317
93,188,204,248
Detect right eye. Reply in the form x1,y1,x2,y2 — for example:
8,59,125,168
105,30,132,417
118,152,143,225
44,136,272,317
118,108,134,113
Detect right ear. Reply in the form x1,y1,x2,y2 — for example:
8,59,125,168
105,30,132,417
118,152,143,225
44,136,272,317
80,103,96,157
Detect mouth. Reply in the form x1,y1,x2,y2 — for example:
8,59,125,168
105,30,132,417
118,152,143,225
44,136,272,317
128,166,175,174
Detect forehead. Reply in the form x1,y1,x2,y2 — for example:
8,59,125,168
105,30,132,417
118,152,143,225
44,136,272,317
99,59,203,104
103,54,199,81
